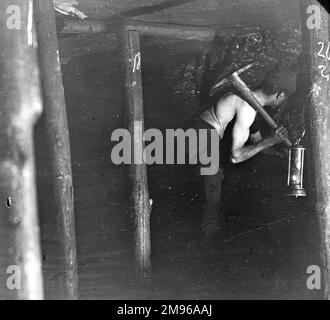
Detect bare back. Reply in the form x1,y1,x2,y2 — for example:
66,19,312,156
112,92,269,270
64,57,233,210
213,94,257,140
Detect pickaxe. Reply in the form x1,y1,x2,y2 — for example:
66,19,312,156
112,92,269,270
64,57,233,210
210,63,292,147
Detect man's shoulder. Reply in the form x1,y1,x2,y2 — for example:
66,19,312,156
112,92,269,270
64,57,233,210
215,94,246,115
219,92,237,101
215,93,240,106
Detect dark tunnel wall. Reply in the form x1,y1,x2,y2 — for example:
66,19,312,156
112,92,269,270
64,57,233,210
33,25,322,299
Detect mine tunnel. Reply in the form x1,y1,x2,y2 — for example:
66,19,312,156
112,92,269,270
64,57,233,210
0,0,329,300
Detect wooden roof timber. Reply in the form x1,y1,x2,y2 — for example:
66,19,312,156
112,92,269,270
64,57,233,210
57,18,275,63
58,18,217,63
60,18,216,42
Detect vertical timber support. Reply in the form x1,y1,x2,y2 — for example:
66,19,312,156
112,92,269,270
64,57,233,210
0,0,44,299
35,0,78,299
118,28,152,279
300,0,330,299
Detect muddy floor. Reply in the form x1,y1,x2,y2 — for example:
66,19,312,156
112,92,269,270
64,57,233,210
39,149,322,300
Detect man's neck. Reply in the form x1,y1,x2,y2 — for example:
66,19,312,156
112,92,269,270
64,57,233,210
252,90,268,106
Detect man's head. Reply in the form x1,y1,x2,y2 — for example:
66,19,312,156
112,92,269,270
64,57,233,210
256,69,297,108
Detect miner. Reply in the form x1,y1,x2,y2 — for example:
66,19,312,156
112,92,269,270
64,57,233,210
198,68,297,239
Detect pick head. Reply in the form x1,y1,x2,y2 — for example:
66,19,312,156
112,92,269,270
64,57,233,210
233,63,254,77
210,63,255,96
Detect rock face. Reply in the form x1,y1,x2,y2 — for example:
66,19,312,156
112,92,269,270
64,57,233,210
163,26,302,136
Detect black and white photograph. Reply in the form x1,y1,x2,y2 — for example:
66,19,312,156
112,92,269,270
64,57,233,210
0,0,330,303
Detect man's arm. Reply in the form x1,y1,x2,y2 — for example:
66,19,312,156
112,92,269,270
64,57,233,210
231,122,288,164
250,131,287,158
249,131,262,144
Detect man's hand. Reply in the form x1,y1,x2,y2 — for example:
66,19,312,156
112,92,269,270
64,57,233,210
271,126,289,145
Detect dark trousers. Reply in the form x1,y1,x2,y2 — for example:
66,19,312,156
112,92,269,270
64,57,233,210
196,119,226,237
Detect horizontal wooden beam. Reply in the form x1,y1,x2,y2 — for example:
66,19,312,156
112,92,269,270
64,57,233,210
124,21,216,42
60,19,109,34
60,18,216,42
